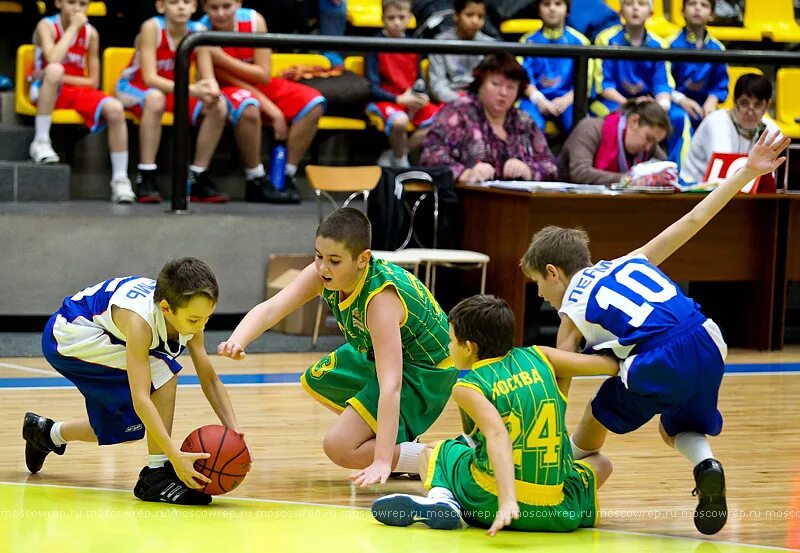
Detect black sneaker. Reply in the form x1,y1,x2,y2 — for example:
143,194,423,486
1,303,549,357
22,412,66,474
133,462,212,505
135,170,162,203
372,493,462,530
692,458,727,535
189,171,229,203
283,173,301,204
245,174,294,204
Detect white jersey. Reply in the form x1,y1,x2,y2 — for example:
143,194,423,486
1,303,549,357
50,276,193,389
558,254,706,359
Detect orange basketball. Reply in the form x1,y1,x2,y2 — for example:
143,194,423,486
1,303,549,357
180,425,251,495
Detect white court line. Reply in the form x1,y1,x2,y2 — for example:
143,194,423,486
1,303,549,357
0,361,57,375
0,481,794,551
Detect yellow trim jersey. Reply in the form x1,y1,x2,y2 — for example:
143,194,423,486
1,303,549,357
322,258,450,366
456,346,572,504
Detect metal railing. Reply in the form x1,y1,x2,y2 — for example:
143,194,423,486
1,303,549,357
172,32,800,212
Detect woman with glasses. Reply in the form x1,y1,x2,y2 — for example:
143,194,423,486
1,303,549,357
681,73,780,183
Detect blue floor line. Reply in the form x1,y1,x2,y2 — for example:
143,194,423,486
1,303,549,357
1,363,799,389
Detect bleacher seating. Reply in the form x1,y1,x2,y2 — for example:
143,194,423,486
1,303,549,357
15,44,84,124
346,0,416,29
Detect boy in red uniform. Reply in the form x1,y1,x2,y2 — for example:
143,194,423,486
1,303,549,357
29,0,134,203
200,0,326,203
366,0,440,168
116,0,229,203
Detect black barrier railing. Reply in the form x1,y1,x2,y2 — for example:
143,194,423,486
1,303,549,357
172,32,800,212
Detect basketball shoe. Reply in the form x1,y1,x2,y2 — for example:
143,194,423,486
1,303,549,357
22,412,66,474
372,493,462,530
134,461,212,505
692,458,727,534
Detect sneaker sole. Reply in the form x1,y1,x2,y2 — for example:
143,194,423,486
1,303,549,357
190,196,229,203
695,468,727,535
372,495,461,530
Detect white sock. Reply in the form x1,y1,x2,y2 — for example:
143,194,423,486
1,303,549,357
427,487,461,509
394,441,426,473
137,163,157,172
110,151,129,181
285,163,297,177
244,164,266,179
189,165,207,174
393,154,408,164
673,432,714,467
50,421,66,446
34,115,52,142
148,454,169,469
571,434,599,460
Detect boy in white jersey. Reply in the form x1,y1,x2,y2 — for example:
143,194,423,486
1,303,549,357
520,130,789,535
23,258,240,505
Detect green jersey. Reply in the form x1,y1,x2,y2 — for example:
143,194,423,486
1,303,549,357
321,258,450,367
456,346,571,505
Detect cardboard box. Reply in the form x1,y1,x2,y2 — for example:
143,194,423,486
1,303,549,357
265,254,340,336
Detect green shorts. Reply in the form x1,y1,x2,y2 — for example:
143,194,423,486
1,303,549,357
300,342,458,442
425,437,599,531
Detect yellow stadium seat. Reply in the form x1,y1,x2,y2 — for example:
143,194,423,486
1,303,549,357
668,0,762,41
36,1,106,16
101,47,134,95
718,66,762,110
645,0,680,39
0,1,23,13
775,68,800,138
750,0,800,42
101,47,176,126
500,19,543,35
346,0,416,28
270,53,331,76
15,44,85,124
344,55,364,76
272,53,366,131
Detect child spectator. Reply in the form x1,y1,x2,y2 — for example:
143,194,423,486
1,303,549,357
665,0,728,166
366,0,441,168
116,0,229,203
592,0,673,116
427,0,495,104
29,0,134,203
519,0,590,133
200,0,327,204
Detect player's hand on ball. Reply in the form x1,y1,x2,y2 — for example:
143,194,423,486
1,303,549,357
351,460,392,487
174,451,211,489
217,341,246,360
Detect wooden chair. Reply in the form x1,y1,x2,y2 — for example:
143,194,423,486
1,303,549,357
304,164,424,347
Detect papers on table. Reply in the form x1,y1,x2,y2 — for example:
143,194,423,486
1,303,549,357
479,180,618,194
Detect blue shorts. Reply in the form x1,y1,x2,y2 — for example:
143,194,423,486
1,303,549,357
591,319,726,437
42,314,181,445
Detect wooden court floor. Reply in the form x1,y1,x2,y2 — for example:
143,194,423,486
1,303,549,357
1,348,800,552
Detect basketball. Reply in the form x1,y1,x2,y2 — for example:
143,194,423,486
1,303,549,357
180,425,252,495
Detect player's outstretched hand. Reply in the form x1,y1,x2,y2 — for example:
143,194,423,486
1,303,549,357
174,451,212,489
745,130,791,176
487,499,520,537
351,460,392,487
217,341,246,360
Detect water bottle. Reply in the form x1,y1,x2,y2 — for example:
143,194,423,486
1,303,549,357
270,142,287,191
411,78,427,98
